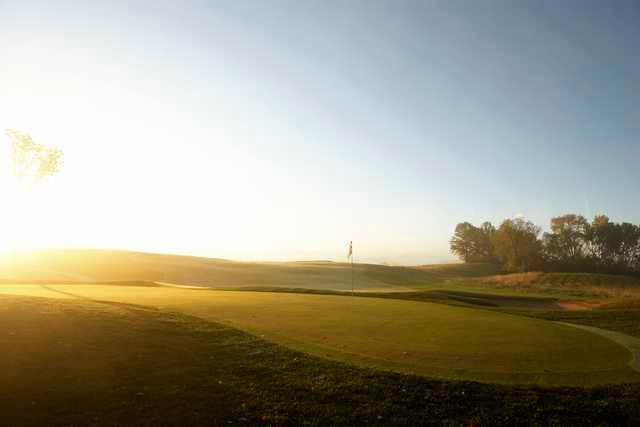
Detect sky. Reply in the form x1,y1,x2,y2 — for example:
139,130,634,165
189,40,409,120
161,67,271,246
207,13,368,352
0,0,638,264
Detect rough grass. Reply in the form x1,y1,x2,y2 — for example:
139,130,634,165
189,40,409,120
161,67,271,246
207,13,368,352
417,262,502,278
2,294,640,426
1,284,635,386
479,272,640,299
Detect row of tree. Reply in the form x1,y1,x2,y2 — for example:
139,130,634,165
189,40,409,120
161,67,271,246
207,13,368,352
450,214,640,274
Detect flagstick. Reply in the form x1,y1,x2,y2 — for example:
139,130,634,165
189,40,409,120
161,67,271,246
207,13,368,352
351,245,355,296
351,254,354,296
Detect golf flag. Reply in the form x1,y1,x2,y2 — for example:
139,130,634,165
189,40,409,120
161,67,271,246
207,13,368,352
348,241,354,294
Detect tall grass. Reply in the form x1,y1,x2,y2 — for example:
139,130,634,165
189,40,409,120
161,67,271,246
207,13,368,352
480,272,640,299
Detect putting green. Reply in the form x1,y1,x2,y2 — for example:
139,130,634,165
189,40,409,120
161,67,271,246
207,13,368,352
1,284,637,385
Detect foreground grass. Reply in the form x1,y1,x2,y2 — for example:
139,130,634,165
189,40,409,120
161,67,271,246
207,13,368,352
9,284,635,386
2,295,640,426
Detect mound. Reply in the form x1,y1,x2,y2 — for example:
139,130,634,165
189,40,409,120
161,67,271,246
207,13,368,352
0,250,498,291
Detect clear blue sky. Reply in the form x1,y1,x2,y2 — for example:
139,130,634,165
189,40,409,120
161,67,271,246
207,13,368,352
1,0,638,264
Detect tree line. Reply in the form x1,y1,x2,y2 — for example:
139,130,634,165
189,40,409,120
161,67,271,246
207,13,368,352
450,214,640,275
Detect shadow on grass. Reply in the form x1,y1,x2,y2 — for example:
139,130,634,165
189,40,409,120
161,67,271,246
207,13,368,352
1,294,640,426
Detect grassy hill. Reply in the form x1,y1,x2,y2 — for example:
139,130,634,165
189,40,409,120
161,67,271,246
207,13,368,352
0,249,499,291
4,249,639,305
4,249,638,300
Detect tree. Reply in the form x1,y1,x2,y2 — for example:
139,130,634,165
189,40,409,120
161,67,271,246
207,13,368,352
5,129,63,185
450,222,477,262
585,215,628,271
543,214,589,266
450,221,497,263
584,215,611,263
618,222,640,272
492,217,543,272
478,221,497,262
453,213,640,275
2,129,63,252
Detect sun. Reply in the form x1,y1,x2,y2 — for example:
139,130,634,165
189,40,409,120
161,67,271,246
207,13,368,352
0,173,34,251
0,135,54,252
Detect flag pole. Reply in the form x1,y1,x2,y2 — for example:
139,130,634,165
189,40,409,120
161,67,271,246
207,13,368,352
350,241,354,295
351,254,353,295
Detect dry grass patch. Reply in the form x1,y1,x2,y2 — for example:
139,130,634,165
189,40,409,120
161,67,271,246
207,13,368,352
480,272,640,299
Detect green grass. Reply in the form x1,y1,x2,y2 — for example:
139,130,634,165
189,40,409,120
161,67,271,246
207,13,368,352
513,309,640,340
1,284,635,386
218,286,563,310
2,294,640,426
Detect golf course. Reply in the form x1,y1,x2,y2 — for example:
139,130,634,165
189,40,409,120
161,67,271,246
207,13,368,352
5,0,640,423
2,251,640,385
0,281,635,386
2,250,640,424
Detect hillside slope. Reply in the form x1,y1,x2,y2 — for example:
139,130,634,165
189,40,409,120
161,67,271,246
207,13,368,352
0,250,497,291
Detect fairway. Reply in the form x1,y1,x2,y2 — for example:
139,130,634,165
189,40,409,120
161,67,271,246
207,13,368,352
2,284,636,385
